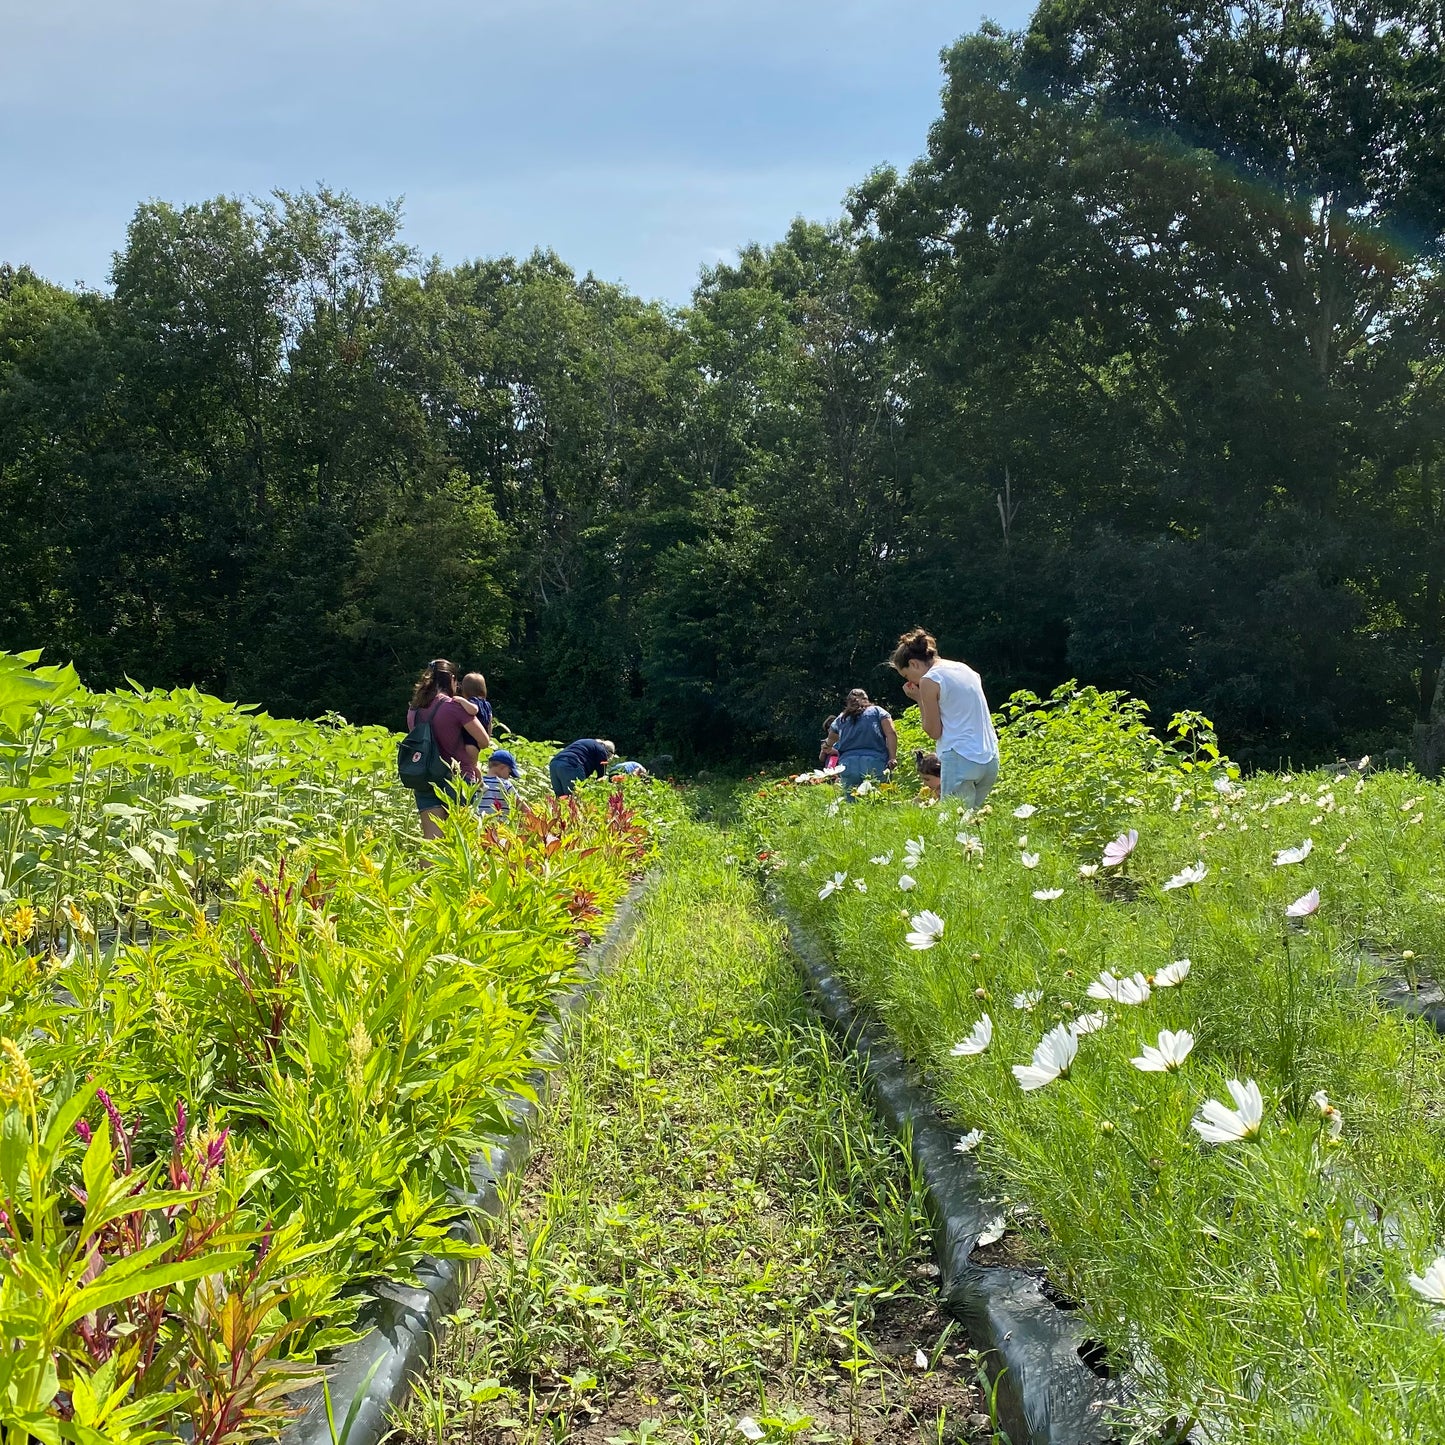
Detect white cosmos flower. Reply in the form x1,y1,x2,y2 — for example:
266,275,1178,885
1086,970,1151,1005
976,1216,1007,1247
951,1015,993,1056
1102,829,1139,868
914,1347,929,1371
870,852,894,866
1013,803,1037,819
853,878,868,893
904,836,925,858
957,832,984,856
1154,959,1192,988
1020,852,1041,869
1078,863,1100,878
1311,1089,1343,1139
737,1418,765,1442
1192,1078,1265,1144
954,1128,984,1154
1171,793,1184,813
1013,1023,1078,1092
826,800,840,817
905,910,945,949
1162,862,1208,891
819,871,847,899
1012,990,1043,1011
1213,776,1236,794
1032,888,1064,901
1072,1011,1110,1035
1132,1028,1195,1073
855,778,875,796
1409,1257,1445,1306
1273,838,1314,866
898,874,917,891
1286,887,1321,918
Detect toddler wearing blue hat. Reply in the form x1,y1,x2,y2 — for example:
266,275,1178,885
478,748,520,818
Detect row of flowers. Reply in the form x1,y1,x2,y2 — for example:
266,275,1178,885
820,814,1323,913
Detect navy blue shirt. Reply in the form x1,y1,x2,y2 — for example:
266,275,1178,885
557,739,609,776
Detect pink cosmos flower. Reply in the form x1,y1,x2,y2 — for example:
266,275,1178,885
1286,888,1321,918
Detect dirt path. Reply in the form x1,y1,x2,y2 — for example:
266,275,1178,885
396,820,995,1445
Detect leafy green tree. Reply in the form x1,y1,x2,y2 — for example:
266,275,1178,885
851,3,1444,758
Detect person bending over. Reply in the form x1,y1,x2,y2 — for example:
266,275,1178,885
825,688,897,796
549,738,615,796
606,759,649,779
890,628,999,809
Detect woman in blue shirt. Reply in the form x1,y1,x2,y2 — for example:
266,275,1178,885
549,738,616,796
824,690,897,795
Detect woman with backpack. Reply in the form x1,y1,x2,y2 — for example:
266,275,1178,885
401,660,491,838
823,689,897,795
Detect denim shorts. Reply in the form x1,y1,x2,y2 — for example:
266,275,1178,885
412,777,461,813
940,751,999,807
839,751,889,795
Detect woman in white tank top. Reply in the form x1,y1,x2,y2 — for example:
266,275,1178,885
889,627,1000,808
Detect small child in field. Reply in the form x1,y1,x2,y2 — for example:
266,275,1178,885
819,715,839,769
915,750,942,800
457,673,495,775
477,749,520,818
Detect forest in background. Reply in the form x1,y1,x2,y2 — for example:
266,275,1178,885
1,0,1442,767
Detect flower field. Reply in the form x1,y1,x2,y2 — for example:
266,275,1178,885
0,651,660,1442
749,687,1445,1443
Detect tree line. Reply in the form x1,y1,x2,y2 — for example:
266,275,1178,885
2,0,1441,767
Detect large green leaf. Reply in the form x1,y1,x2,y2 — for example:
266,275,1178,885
59,1249,249,1329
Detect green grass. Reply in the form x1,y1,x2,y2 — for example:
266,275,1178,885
399,822,997,1445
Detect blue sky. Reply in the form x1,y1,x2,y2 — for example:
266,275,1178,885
2,1,1034,305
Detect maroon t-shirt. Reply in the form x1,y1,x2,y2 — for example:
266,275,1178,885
406,696,482,782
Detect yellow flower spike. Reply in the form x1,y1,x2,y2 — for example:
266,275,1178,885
64,900,96,944
0,1037,36,1107
1,901,36,946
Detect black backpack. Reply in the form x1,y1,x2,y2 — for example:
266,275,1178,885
397,698,455,788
